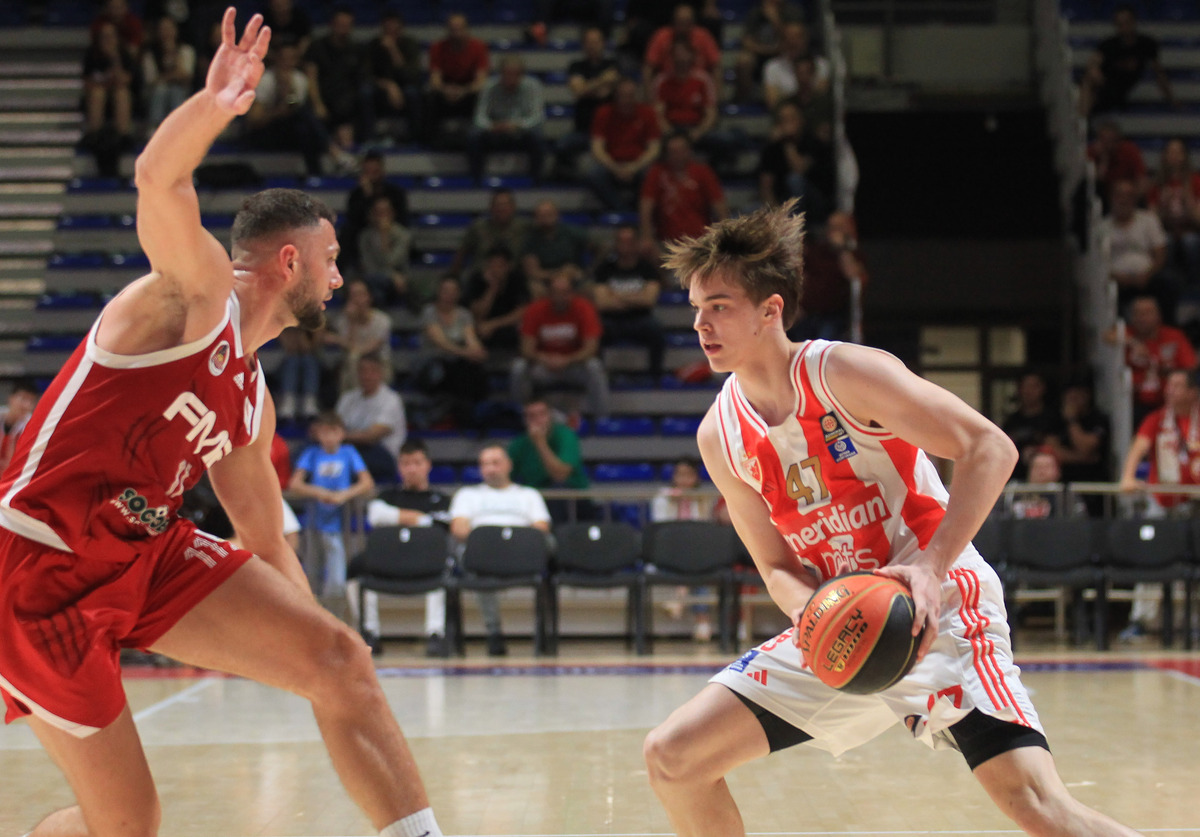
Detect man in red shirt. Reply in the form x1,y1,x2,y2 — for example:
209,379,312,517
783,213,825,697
639,132,729,251
423,13,489,142
651,39,738,174
510,267,611,418
1087,119,1147,207
1123,294,1198,425
643,4,722,87
584,76,662,210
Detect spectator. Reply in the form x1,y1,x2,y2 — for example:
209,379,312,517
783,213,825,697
0,380,38,474
526,0,615,43
242,43,355,176
1122,295,1198,426
341,150,410,272
508,397,591,523
269,432,303,553
467,55,546,184
642,4,722,88
449,444,552,656
553,27,620,178
424,13,490,144
735,0,805,103
366,10,423,141
757,102,834,226
451,188,531,277
81,21,136,176
1088,120,1148,208
289,411,375,597
141,16,195,130
1001,370,1065,481
357,195,414,307
464,244,532,350
639,132,728,250
1010,448,1086,520
357,438,454,657
336,352,407,484
1045,378,1112,493
90,0,144,64
304,6,368,153
1080,3,1175,117
274,326,323,422
1147,137,1200,292
521,200,591,296
328,279,394,392
592,224,666,381
651,39,738,175
584,76,663,210
783,55,836,146
415,275,491,428
260,0,312,53
787,210,867,342
762,21,830,110
650,457,716,641
1102,178,1171,321
512,268,611,419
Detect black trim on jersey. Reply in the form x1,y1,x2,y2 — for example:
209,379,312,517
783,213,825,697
949,709,1050,770
727,687,814,752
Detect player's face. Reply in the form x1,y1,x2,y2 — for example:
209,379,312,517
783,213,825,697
288,219,342,331
689,272,772,374
399,451,432,488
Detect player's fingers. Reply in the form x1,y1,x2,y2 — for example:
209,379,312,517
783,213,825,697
253,25,272,59
239,13,264,51
916,618,938,661
221,6,237,46
232,89,256,114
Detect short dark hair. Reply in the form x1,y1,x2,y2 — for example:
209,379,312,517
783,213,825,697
484,243,514,261
312,410,344,429
231,188,335,246
399,438,429,457
363,149,385,165
11,377,39,396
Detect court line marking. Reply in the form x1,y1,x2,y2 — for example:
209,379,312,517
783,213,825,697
297,831,1200,837
131,679,215,723
1164,669,1200,687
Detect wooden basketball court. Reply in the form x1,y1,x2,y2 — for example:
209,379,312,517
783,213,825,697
3,640,1198,837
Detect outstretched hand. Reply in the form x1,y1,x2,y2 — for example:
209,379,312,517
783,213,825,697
207,7,271,115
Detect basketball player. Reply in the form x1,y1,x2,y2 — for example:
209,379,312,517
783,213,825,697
643,202,1143,837
0,10,444,837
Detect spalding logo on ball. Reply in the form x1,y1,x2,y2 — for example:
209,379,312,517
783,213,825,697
797,571,925,694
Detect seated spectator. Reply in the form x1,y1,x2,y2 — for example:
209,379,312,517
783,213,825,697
242,43,355,176
522,200,590,296
1001,370,1065,481
304,6,367,153
1010,448,1086,520
762,21,830,110
650,457,717,641
464,244,532,351
81,21,137,176
261,0,312,52
508,397,592,522
0,380,39,474
593,224,666,381
1045,379,1111,515
91,0,143,65
1102,178,1171,321
366,11,423,141
141,16,195,130
553,27,620,178
328,279,394,392
735,0,805,103
584,76,663,211
357,195,414,307
1122,295,1198,426
450,188,531,277
340,150,410,272
449,444,553,656
289,411,375,597
1088,120,1147,209
415,275,490,428
336,353,407,484
651,39,739,175
642,4,722,90
511,268,611,419
526,0,615,43
787,210,867,341
274,326,323,422
1080,3,1175,117
467,56,546,184
1147,137,1200,292
783,55,835,145
423,13,490,144
757,102,834,226
639,132,728,250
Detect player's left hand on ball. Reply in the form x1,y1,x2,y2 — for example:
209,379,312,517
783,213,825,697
873,562,940,661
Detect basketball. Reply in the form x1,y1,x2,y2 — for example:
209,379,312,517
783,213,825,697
797,571,924,694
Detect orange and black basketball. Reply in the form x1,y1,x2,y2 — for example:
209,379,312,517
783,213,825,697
797,571,924,694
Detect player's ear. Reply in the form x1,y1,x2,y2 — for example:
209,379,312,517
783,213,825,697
764,293,783,321
278,243,300,279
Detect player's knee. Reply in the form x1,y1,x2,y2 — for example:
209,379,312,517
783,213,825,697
1002,783,1079,837
304,623,379,708
643,722,699,786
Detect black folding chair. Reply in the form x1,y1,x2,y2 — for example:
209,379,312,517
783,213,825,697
349,525,457,654
1005,518,1104,649
1104,519,1194,649
972,516,1011,576
550,522,644,654
640,521,739,653
454,525,555,656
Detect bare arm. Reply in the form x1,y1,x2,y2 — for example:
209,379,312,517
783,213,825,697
450,516,472,541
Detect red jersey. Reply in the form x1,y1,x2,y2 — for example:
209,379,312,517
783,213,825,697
644,26,721,76
641,160,725,242
1135,404,1200,507
520,296,603,356
1147,172,1200,231
1087,139,1146,187
1127,325,1198,408
591,102,661,161
0,294,265,563
429,37,489,85
652,70,715,128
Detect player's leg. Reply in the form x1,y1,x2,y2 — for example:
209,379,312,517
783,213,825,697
27,707,159,837
148,556,431,831
643,683,771,837
972,745,1142,837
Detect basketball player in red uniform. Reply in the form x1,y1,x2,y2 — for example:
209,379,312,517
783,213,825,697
643,202,1143,837
0,10,444,837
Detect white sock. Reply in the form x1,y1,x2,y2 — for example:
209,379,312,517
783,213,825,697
380,808,443,837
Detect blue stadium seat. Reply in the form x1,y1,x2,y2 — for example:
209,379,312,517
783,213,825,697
665,332,697,347
414,213,474,228
429,464,458,484
57,215,112,230
110,253,150,268
37,293,100,310
418,251,455,267
27,335,82,352
659,288,689,305
592,416,657,436
592,462,657,482
49,253,106,269
608,501,645,528
461,464,482,484
659,415,702,436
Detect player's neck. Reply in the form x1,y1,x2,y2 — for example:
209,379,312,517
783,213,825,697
733,338,800,427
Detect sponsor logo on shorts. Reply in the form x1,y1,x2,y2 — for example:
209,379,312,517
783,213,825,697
111,488,170,535
208,341,230,376
728,648,760,673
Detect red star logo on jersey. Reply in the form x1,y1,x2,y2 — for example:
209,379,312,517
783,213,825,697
745,456,761,483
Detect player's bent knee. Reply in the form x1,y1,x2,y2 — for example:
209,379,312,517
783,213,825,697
643,722,702,786
299,622,380,707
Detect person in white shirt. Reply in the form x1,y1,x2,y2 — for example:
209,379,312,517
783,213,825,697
1101,177,1171,318
337,352,407,484
449,444,551,655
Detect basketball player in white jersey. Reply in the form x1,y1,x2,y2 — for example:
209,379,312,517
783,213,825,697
0,9,444,837
643,202,1143,837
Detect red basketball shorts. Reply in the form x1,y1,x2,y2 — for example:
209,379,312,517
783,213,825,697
0,521,253,737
